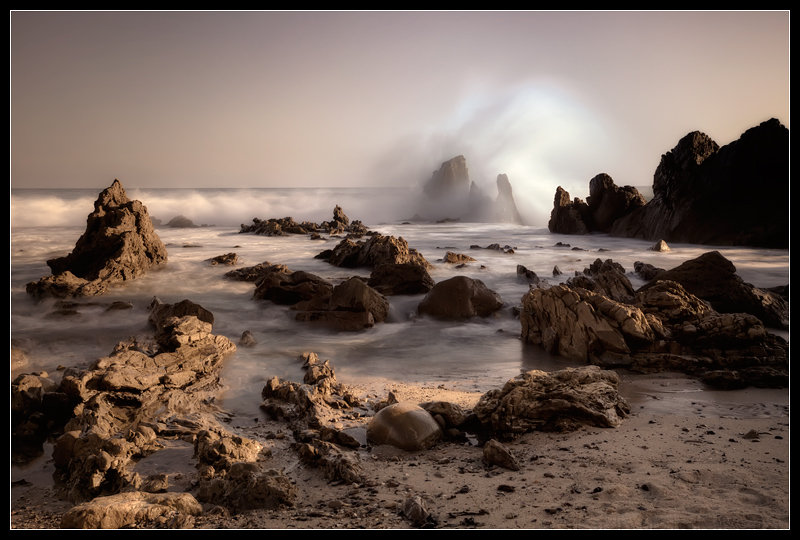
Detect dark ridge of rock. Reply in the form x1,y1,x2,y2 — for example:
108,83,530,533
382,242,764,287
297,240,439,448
609,119,789,248
367,263,435,296
239,207,367,237
316,234,431,270
547,187,590,234
224,261,289,283
166,215,198,228
586,173,647,232
26,179,168,298
473,366,631,434
516,265,540,285
252,267,333,306
633,261,666,282
417,276,503,320
639,250,788,329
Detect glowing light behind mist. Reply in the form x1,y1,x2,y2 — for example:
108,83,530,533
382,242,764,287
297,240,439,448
408,80,618,227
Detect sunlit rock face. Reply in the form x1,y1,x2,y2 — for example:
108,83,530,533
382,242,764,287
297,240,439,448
415,155,525,224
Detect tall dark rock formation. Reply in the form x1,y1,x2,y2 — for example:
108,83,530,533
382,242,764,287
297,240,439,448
610,118,789,247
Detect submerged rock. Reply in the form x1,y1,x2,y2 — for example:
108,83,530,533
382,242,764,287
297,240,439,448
294,277,390,331
417,276,503,320
367,263,435,296
26,179,167,298
443,251,476,264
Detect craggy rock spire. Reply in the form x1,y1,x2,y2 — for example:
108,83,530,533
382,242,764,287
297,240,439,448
26,179,168,298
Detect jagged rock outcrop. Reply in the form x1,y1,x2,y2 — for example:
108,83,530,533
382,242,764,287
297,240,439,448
610,119,789,248
26,179,168,298
316,234,430,269
548,175,646,235
417,276,503,320
252,266,333,306
39,299,239,503
639,251,788,329
261,353,364,484
494,174,524,224
443,251,476,264
224,261,289,283
547,186,590,234
566,258,635,303
474,366,631,434
519,273,788,388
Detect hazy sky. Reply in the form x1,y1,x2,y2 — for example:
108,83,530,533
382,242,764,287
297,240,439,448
10,11,790,204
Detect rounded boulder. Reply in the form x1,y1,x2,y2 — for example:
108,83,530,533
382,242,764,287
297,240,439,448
366,402,442,451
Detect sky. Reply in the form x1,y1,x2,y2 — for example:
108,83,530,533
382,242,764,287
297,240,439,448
10,10,790,218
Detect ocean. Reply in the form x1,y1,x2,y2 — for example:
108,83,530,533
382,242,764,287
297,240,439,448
9,187,790,421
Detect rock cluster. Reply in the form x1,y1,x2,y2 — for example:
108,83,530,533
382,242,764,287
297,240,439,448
549,119,789,248
316,233,430,269
26,179,168,298
519,253,789,388
240,206,368,237
415,156,525,224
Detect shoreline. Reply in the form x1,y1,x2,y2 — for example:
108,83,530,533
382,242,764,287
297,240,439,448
10,370,789,530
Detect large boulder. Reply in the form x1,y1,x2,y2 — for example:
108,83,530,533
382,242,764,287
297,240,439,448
294,277,389,331
26,179,167,298
610,119,789,248
639,251,788,329
367,263,435,296
417,276,503,320
473,366,631,434
366,402,443,451
253,267,333,306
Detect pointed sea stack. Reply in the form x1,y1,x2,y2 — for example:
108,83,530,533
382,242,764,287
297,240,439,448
26,179,168,298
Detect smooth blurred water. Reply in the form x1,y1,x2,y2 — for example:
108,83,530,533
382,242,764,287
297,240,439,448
9,188,790,420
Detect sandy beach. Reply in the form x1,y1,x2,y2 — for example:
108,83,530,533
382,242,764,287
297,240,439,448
10,370,789,530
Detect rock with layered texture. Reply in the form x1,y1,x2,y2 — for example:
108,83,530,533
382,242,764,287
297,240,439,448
49,299,237,503
566,258,635,303
639,251,788,329
317,234,430,270
26,179,167,298
60,491,203,529
417,276,503,320
519,278,788,387
474,366,631,434
610,119,789,248
253,267,333,306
